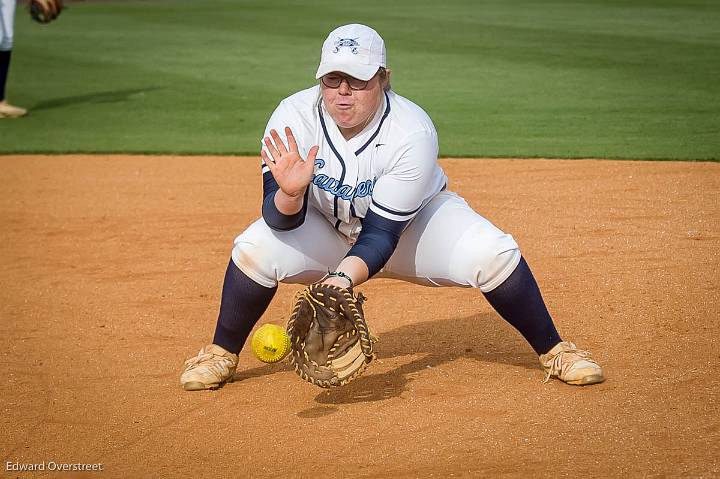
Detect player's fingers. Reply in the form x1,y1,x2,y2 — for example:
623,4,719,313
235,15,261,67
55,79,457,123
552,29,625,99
285,127,299,152
270,129,288,154
263,136,281,160
305,145,320,170
261,149,275,171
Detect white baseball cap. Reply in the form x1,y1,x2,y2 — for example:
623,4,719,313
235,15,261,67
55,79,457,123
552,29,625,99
315,24,386,81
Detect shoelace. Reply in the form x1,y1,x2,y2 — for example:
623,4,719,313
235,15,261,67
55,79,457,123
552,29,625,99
184,351,213,368
543,347,594,383
184,350,233,376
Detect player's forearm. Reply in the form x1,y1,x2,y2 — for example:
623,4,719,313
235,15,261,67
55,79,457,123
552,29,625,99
324,256,370,288
262,175,308,231
274,188,306,215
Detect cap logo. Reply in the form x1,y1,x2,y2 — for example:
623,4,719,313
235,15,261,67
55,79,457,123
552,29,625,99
333,37,360,54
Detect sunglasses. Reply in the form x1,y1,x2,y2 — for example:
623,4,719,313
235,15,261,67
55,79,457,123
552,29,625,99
321,69,384,91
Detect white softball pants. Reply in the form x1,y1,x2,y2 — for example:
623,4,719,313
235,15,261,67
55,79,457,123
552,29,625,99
232,191,521,292
0,0,15,51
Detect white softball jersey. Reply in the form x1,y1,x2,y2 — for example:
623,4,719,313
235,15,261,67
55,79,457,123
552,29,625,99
233,86,520,291
261,85,448,239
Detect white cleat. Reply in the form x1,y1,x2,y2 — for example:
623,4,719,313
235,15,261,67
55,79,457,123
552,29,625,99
539,341,605,386
0,101,28,118
180,344,238,391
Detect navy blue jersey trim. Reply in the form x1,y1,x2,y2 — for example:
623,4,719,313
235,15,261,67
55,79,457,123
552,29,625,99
318,103,346,223
370,198,423,217
334,219,342,230
317,96,390,228
354,91,391,156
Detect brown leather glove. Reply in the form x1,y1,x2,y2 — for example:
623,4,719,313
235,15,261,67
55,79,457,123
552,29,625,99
29,0,64,24
287,284,374,388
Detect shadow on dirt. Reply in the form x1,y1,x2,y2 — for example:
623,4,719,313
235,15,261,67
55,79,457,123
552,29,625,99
233,361,285,382
236,312,537,405
313,312,537,405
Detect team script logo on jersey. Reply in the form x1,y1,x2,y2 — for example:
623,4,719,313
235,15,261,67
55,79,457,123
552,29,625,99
313,159,374,200
333,37,360,54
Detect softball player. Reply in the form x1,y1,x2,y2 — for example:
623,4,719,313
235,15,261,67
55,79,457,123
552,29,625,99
181,24,604,390
0,0,26,118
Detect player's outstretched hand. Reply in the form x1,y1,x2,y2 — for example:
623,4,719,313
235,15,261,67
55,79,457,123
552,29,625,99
262,127,319,199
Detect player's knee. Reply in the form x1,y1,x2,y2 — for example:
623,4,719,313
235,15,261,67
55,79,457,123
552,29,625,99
462,234,521,292
475,247,521,292
230,239,279,289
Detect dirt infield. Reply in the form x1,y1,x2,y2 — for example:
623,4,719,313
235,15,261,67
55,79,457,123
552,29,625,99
1,155,718,478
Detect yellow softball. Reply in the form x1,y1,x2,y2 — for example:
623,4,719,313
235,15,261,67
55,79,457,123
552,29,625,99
251,324,291,363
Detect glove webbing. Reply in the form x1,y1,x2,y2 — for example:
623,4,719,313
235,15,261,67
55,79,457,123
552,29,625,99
310,287,373,357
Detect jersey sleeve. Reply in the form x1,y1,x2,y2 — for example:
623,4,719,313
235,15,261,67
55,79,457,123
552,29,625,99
368,130,441,222
260,100,291,174
260,99,313,174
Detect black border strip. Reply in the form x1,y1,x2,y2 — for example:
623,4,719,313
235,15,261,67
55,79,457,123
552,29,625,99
318,103,347,224
354,91,391,156
370,198,423,217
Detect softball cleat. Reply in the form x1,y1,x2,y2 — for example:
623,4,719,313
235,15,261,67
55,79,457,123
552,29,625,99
539,341,605,385
180,344,238,391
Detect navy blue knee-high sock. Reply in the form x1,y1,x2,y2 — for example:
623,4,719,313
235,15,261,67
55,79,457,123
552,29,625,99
482,256,562,355
212,259,277,354
0,50,11,102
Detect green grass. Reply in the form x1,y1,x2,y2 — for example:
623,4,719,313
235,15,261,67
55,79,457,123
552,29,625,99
1,0,719,159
